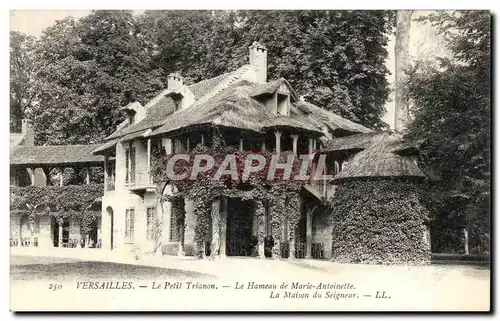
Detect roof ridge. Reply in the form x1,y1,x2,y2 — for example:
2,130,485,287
194,65,252,106
144,89,170,110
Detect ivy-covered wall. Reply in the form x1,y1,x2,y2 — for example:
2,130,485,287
152,140,307,259
329,179,431,265
10,185,103,237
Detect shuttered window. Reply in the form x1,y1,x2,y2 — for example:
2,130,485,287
125,208,135,243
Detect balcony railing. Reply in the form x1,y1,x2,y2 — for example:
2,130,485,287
305,181,336,201
127,171,155,190
280,241,325,259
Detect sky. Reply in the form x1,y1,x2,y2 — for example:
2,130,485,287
9,10,449,129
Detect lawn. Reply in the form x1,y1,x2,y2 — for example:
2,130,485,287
10,255,213,282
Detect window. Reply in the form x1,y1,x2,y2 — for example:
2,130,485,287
277,93,289,116
146,207,156,241
125,208,135,243
130,147,136,184
125,146,136,184
125,149,130,184
169,212,180,242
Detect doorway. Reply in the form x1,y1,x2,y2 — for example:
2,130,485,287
226,198,255,256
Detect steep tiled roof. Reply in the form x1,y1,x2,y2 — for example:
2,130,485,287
11,144,104,166
147,80,324,137
250,78,299,101
333,133,426,181
323,132,386,152
92,139,119,155
295,101,373,134
189,73,231,100
101,64,373,149
106,72,233,141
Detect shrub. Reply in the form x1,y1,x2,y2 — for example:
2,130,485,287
329,179,431,265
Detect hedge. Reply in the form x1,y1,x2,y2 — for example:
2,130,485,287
329,179,431,265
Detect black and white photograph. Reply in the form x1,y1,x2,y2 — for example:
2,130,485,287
8,8,491,311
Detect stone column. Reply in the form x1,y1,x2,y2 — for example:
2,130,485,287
292,134,298,154
308,138,314,155
27,168,35,186
58,222,63,247
59,168,64,186
161,200,172,246
274,131,282,153
239,138,244,152
37,216,53,248
97,218,101,247
220,197,228,258
147,139,152,174
306,209,313,259
201,133,205,146
85,168,90,185
29,217,35,247
104,157,109,191
209,198,221,258
261,139,266,151
289,224,296,260
255,200,266,259
177,225,185,256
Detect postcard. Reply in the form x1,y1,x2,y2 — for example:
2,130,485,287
9,9,491,311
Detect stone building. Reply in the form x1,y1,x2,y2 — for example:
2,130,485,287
10,121,104,249
92,42,378,259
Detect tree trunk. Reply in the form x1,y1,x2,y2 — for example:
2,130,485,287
394,10,413,132
463,228,469,255
209,198,221,260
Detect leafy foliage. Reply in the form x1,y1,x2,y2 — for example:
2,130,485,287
10,31,36,132
406,11,490,253
26,11,164,145
140,10,394,130
11,10,394,144
10,185,103,237
151,134,309,258
329,179,431,265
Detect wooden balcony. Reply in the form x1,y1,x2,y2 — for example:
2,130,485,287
127,171,156,192
304,181,336,202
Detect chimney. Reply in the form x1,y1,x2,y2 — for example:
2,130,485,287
167,73,184,91
21,119,34,146
249,42,268,84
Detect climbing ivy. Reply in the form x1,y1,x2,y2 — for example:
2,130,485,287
10,185,103,238
329,179,431,265
151,141,314,259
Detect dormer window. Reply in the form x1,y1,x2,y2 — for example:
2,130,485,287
127,110,136,125
165,73,195,111
120,101,143,126
277,93,290,116
170,93,183,112
250,78,296,117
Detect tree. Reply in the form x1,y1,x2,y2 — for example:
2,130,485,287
138,10,395,130
10,31,36,132
394,10,413,132
406,11,490,254
17,10,395,143
28,11,164,145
